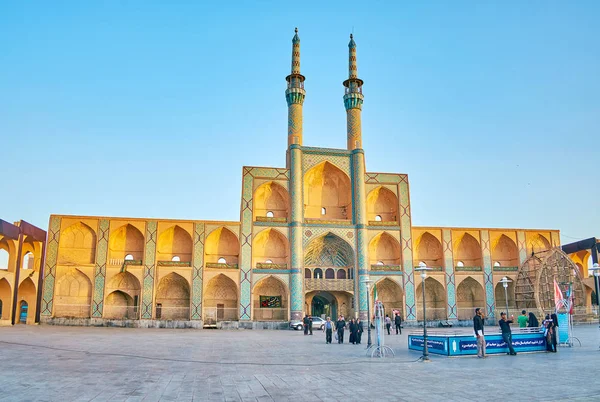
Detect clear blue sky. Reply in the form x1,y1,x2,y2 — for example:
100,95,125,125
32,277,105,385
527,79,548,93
1,1,598,243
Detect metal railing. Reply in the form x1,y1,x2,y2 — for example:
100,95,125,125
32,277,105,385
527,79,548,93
304,278,354,292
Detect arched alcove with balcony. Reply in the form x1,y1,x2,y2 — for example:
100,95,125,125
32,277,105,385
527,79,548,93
104,272,141,319
155,272,190,320
415,277,446,320
58,222,97,265
157,225,193,264
205,227,240,265
0,278,12,320
495,278,516,313
413,232,444,268
368,232,401,268
252,229,288,268
304,233,355,293
54,268,92,318
303,162,351,220
17,277,36,324
204,274,238,321
109,224,144,263
456,277,485,320
375,278,404,318
530,234,551,255
492,235,519,268
454,233,483,268
253,182,289,220
366,187,398,223
252,276,288,321
0,246,10,271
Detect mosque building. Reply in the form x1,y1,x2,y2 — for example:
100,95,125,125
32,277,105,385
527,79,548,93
6,29,593,329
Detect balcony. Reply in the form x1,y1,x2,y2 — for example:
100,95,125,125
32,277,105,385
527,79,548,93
205,263,239,269
255,216,288,223
305,278,354,292
492,266,519,272
255,263,288,269
370,264,402,272
455,266,482,272
368,220,399,227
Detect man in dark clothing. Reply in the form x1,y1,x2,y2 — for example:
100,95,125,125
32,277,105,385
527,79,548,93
323,316,333,344
303,315,309,335
473,307,486,358
336,316,346,344
308,315,313,335
499,312,517,355
394,313,402,335
356,318,363,344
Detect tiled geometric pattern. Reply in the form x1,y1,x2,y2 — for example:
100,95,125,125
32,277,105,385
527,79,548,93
398,179,415,320
365,172,405,184
442,229,457,319
41,216,61,316
191,222,205,320
480,230,495,318
287,103,303,141
302,152,351,177
289,148,304,319
302,227,355,249
352,152,368,315
141,221,157,319
346,108,362,148
91,219,109,318
517,231,527,264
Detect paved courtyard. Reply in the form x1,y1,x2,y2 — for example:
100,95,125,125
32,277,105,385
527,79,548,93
1,324,599,401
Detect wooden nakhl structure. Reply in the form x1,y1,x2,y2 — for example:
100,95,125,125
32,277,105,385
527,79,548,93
515,248,585,315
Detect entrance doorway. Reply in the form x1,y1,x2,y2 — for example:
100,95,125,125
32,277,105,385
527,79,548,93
311,292,337,319
19,301,28,324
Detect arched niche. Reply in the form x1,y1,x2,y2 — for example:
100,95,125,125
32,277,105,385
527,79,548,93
368,232,401,266
204,274,238,320
0,246,9,271
325,268,335,279
415,277,446,320
155,272,190,320
0,278,12,320
492,235,519,267
375,278,404,318
413,232,444,268
54,268,92,318
157,225,193,263
252,229,288,267
253,182,289,220
304,233,354,268
495,279,516,313
454,233,483,268
530,234,551,255
17,277,36,324
104,291,136,319
205,227,240,265
105,272,141,299
22,251,34,270
456,277,485,320
109,224,144,262
303,162,351,220
252,276,288,321
58,222,97,265
366,187,398,223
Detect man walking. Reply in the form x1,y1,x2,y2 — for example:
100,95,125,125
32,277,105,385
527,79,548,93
323,316,333,344
499,312,517,355
303,314,309,335
518,310,528,328
394,313,402,335
473,307,486,358
336,315,346,344
308,315,313,335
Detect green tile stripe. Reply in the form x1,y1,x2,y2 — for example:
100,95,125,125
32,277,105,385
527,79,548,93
91,219,109,317
191,222,205,320
41,216,61,316
141,221,157,319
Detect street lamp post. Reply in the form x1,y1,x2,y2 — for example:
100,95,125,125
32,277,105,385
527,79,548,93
361,277,373,348
590,263,600,350
415,262,432,362
500,276,512,317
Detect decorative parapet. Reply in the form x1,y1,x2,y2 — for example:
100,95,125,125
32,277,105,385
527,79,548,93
205,263,239,269
456,266,482,272
370,264,402,271
109,259,143,267
368,221,398,227
157,261,192,267
493,266,519,272
255,263,288,269
305,219,352,225
255,216,288,223
413,266,444,272
304,278,354,292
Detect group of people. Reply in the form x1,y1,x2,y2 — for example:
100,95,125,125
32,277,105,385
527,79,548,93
322,316,364,344
383,313,403,335
473,308,560,358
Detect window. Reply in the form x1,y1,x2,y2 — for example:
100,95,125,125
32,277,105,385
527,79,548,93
266,211,274,218
321,207,326,215
456,261,464,267
376,261,384,266
305,268,311,279
172,256,181,262
494,261,500,267
217,257,227,264
419,261,426,266
314,268,323,279
0,249,9,270
336,270,347,279
265,259,273,264
375,215,382,222
325,268,335,279
124,254,134,261
22,252,34,269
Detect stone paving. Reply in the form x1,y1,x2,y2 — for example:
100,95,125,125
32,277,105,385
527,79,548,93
1,324,599,401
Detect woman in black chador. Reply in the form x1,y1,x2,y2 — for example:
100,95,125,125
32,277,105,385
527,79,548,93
355,318,364,344
527,312,539,328
348,318,356,344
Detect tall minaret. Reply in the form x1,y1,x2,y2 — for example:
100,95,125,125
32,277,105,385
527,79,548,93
286,28,306,147
343,34,364,150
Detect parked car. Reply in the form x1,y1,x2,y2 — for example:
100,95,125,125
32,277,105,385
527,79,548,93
290,316,326,331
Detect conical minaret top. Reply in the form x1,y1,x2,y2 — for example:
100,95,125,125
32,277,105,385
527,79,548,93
286,27,306,147
343,33,364,150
